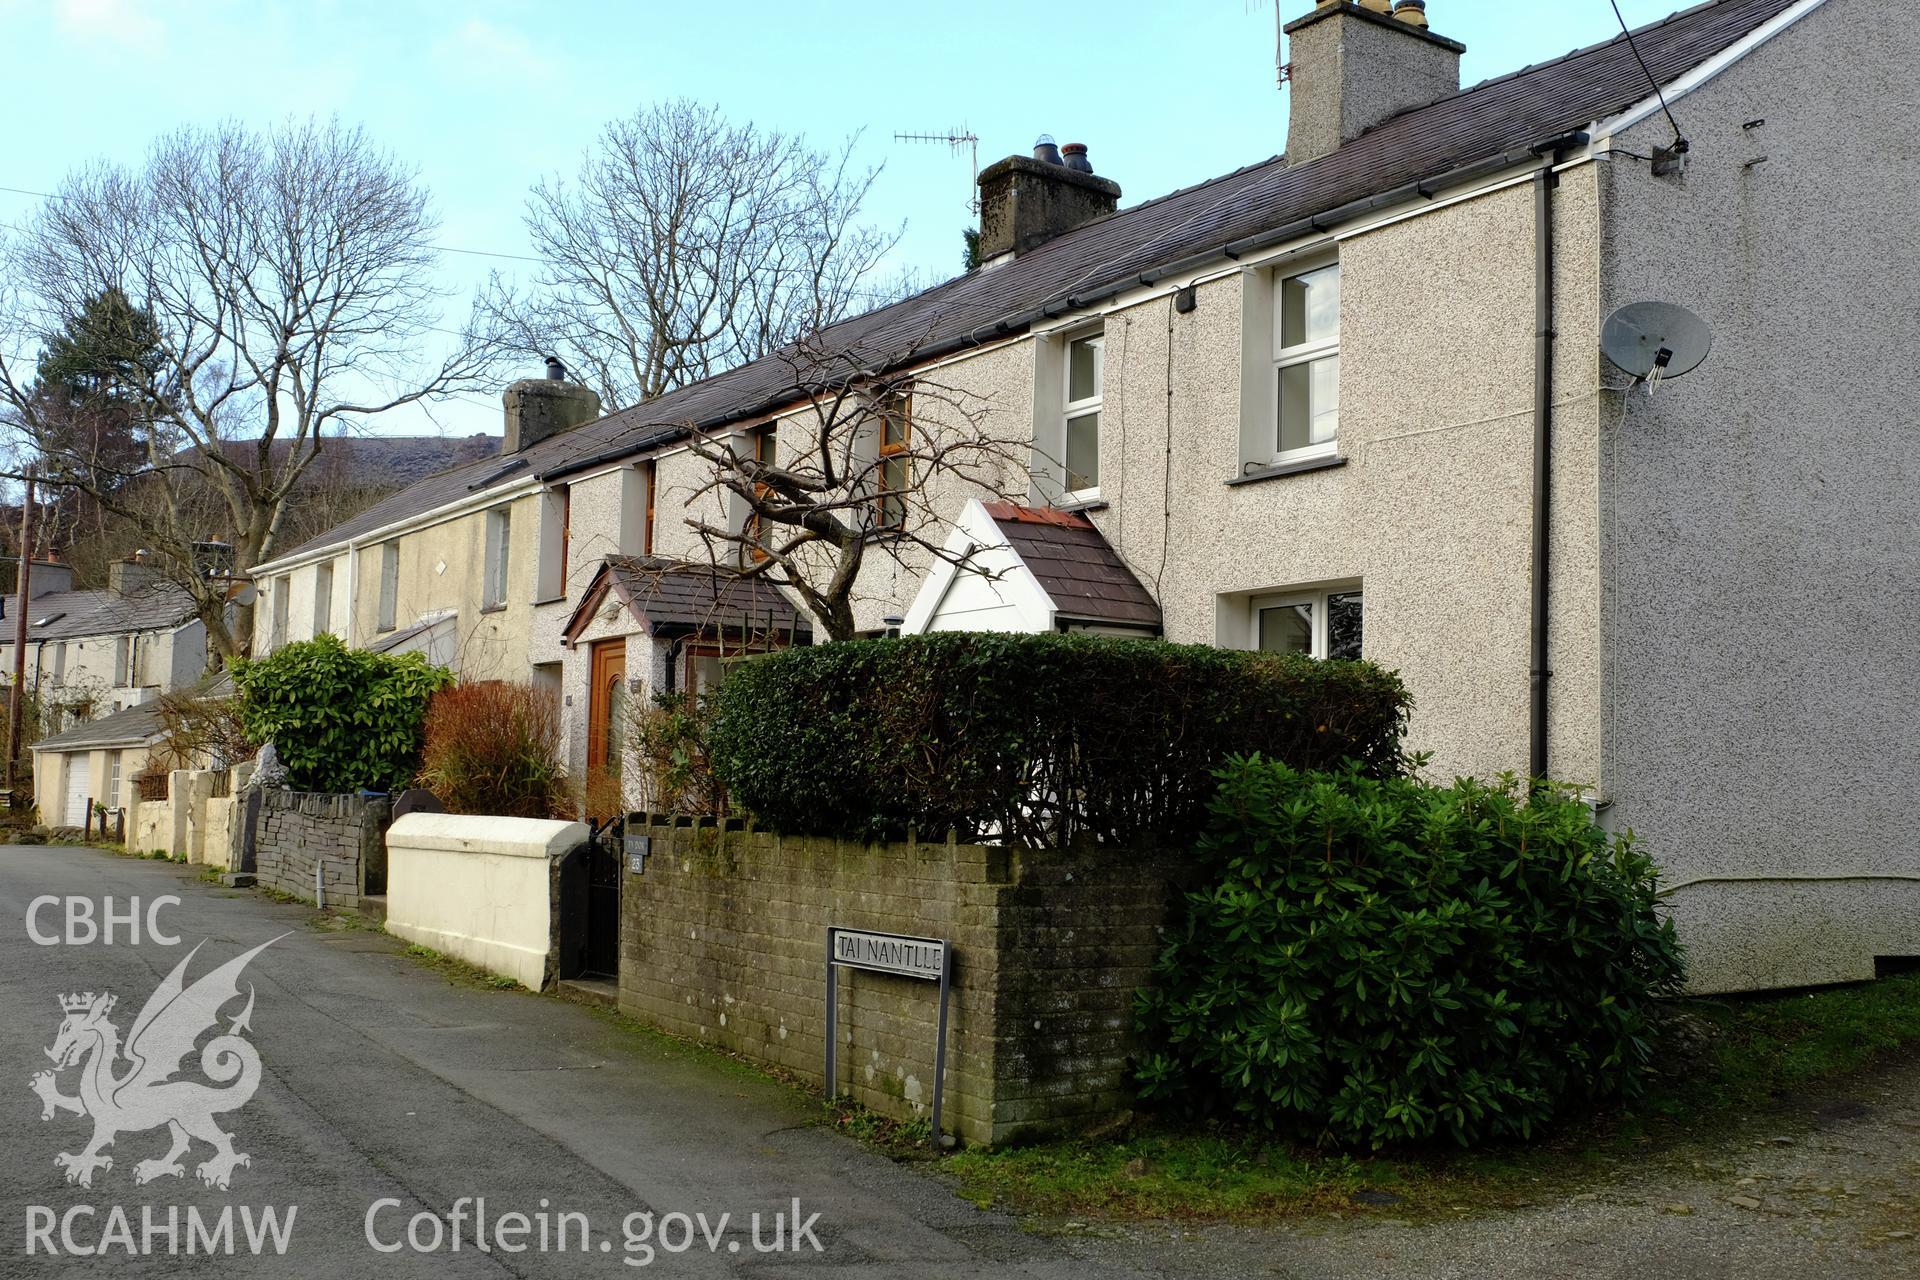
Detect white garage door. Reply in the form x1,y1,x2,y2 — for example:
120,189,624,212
63,756,91,827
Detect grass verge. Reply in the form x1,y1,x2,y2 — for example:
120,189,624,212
943,973,1920,1223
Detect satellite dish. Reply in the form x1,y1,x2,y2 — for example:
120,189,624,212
1601,301,1713,385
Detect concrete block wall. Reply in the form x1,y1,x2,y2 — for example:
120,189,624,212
619,818,1173,1147
251,790,391,908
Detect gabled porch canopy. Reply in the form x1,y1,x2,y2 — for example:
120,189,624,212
903,499,1161,637
560,556,812,649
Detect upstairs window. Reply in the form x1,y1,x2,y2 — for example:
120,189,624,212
742,424,777,565
377,542,399,632
1272,261,1340,462
483,507,512,609
113,635,130,686
537,485,570,601
271,574,290,648
314,563,333,636
1063,331,1103,498
874,391,911,531
642,461,656,557
1249,586,1362,660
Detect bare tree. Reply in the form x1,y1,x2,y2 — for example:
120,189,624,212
679,333,1025,642
485,99,910,409
0,118,504,658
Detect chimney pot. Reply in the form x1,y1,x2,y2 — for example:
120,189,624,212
544,355,566,381
1032,134,1064,166
1060,142,1093,173
1392,0,1428,26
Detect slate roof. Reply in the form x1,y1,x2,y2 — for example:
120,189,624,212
265,0,1798,568
31,699,167,752
566,556,812,643
982,503,1162,631
0,584,199,642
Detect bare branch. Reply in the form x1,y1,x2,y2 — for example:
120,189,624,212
0,118,511,658
673,328,1028,642
481,100,910,411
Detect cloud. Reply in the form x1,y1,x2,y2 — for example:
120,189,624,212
53,0,165,47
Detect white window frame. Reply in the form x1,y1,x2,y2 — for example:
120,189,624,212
1268,258,1341,466
108,750,122,810
377,542,400,632
313,562,333,636
482,507,512,609
271,574,290,648
1061,328,1103,501
1247,585,1362,660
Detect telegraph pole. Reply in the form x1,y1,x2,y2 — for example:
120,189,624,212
5,469,33,806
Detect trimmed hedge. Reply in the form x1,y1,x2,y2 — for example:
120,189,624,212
1135,758,1685,1147
708,632,1410,846
231,634,452,793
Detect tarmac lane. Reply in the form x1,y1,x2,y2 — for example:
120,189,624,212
0,842,1120,1278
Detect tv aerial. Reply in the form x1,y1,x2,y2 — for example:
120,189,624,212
1601,300,1713,396
894,127,980,214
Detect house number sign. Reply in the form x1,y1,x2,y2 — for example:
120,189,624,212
824,927,952,1143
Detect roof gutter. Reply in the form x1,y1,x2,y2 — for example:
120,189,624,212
536,426,692,484
250,472,544,578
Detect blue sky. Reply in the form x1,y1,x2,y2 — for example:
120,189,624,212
1,0,1684,436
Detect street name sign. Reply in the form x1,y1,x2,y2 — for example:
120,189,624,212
825,927,953,1144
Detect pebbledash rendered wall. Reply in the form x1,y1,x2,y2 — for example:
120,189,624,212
250,790,392,909
619,817,1174,1148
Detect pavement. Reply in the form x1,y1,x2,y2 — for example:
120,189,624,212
1,842,1914,1278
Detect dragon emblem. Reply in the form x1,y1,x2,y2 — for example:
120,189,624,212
29,935,283,1190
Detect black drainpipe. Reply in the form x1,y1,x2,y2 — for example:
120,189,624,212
1529,133,1583,780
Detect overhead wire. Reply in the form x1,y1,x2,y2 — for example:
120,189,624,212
1608,0,1688,147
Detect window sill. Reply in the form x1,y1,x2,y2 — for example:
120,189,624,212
1053,497,1109,514
532,595,568,607
1226,454,1348,487
479,602,508,616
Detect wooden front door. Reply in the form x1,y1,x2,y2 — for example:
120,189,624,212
587,639,627,779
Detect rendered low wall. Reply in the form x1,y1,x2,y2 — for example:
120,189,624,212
385,813,589,990
619,818,1176,1148
130,795,171,856
201,795,237,871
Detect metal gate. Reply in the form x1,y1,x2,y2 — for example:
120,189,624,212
582,814,623,979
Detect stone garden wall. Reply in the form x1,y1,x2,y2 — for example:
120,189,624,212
619,817,1175,1148
251,790,391,908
